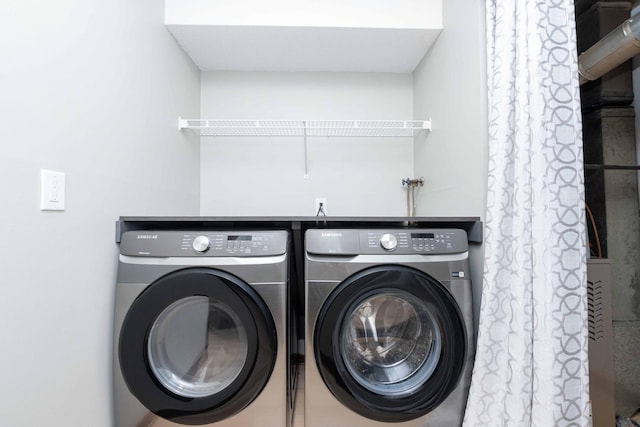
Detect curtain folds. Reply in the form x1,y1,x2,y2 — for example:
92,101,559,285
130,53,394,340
463,1,590,426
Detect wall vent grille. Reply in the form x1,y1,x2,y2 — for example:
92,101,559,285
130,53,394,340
587,279,604,341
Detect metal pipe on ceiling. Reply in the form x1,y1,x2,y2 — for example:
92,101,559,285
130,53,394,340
578,15,640,86
577,10,640,206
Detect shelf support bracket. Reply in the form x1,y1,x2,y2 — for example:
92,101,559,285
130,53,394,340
303,121,309,178
178,116,187,130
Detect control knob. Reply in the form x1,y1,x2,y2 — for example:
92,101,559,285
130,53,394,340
380,233,398,251
192,235,211,253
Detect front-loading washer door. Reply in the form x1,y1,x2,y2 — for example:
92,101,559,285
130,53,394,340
314,265,466,423
119,267,277,426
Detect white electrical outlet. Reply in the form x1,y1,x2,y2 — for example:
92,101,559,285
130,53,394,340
315,197,327,215
40,169,65,211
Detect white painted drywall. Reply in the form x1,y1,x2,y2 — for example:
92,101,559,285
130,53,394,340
165,0,442,72
199,71,415,216
412,2,487,218
412,0,488,325
166,25,442,73
0,1,200,426
165,0,442,29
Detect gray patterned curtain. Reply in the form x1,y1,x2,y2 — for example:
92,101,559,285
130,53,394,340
463,1,590,426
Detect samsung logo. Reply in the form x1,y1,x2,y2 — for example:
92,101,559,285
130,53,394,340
321,232,342,238
137,234,158,240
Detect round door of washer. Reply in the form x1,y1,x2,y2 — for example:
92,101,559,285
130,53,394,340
314,265,467,423
119,267,277,426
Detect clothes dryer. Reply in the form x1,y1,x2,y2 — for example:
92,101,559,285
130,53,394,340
114,230,291,427
304,228,474,427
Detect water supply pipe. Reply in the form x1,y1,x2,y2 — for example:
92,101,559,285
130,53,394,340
402,177,424,217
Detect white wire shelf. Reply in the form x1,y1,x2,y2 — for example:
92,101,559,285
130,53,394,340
178,118,431,137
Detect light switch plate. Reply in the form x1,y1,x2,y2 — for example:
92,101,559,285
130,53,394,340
40,169,65,211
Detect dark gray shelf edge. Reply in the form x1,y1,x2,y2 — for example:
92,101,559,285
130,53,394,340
115,216,483,244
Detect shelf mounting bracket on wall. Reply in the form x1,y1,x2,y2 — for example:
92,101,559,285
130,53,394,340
303,120,309,178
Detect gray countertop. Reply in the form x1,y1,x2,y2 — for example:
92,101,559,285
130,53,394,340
116,216,483,243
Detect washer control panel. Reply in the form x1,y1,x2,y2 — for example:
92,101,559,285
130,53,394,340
120,230,288,257
306,229,468,255
362,230,466,254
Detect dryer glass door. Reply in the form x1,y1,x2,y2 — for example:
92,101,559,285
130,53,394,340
340,290,441,397
147,295,249,398
314,265,466,423
119,267,277,425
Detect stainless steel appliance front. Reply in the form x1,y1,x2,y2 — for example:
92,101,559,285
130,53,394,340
304,228,474,427
114,230,291,427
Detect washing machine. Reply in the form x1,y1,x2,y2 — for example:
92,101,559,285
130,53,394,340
113,230,292,427
304,228,474,427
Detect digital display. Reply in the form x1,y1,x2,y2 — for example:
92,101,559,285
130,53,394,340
411,233,435,239
227,235,252,241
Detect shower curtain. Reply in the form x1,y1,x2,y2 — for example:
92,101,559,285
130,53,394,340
463,1,590,426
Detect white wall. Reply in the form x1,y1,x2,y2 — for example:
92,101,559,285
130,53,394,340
200,71,415,216
412,0,487,323
166,0,441,29
412,2,487,218
0,1,200,426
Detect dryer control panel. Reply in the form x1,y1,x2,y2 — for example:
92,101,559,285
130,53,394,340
120,230,288,257
306,229,468,255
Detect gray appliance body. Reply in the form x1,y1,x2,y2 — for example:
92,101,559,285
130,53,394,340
114,230,290,427
305,228,474,427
